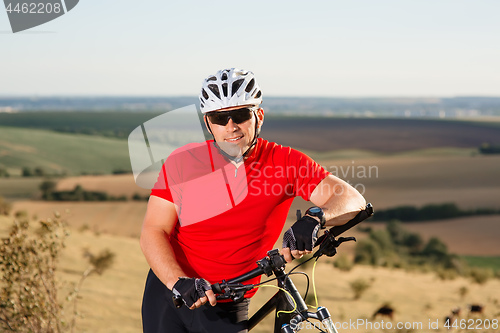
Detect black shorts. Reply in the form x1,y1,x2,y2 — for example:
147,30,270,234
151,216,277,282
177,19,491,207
142,269,249,333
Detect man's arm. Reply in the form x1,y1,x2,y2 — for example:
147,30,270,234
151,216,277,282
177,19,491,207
282,174,366,261
140,196,216,308
309,174,366,226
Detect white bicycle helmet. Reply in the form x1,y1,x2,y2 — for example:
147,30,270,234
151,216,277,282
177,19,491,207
199,68,262,113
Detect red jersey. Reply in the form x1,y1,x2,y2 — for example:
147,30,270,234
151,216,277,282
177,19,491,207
151,138,329,297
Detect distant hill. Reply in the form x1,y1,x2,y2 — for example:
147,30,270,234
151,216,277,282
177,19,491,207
1,116,500,175
1,96,500,117
261,117,500,152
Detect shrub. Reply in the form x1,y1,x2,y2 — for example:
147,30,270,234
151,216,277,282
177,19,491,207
354,238,382,265
402,232,424,254
22,166,33,177
369,229,394,253
0,167,9,177
458,286,468,300
0,214,115,332
0,214,68,332
386,220,406,244
0,196,12,216
435,268,458,280
334,253,354,272
421,237,449,260
468,267,494,285
349,278,371,300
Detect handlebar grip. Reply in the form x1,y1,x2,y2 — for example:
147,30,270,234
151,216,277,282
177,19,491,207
212,283,223,294
315,203,373,246
172,294,184,308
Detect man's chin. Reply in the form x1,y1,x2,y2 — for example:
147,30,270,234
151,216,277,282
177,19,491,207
217,142,244,158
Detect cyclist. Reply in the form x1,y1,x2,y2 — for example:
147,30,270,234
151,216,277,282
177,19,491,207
140,68,366,333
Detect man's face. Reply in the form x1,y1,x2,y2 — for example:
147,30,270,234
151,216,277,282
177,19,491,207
205,106,264,157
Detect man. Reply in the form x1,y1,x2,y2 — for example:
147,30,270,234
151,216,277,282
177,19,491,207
141,68,366,332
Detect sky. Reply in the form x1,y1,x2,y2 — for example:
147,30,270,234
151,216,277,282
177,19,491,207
1,0,499,97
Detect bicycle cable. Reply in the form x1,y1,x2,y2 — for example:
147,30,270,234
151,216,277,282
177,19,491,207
251,284,297,317
308,258,320,309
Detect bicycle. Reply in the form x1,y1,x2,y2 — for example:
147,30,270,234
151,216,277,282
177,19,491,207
173,203,374,333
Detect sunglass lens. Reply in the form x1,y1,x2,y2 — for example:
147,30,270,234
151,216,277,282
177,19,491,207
208,108,253,126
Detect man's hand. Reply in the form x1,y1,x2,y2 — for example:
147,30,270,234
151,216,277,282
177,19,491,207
282,215,321,262
172,277,217,309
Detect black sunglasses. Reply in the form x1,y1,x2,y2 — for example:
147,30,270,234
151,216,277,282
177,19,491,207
207,108,255,126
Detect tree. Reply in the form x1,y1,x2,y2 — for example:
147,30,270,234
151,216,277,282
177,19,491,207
34,167,45,177
421,237,448,259
39,180,57,200
22,167,33,177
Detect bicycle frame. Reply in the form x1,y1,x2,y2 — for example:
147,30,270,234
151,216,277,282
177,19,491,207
244,249,338,333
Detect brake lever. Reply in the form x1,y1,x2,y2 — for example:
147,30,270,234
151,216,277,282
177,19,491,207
313,234,356,258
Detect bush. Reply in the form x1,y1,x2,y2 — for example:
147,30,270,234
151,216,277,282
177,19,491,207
468,267,494,285
0,196,12,215
334,254,353,272
369,229,394,253
0,167,9,177
458,286,468,300
354,238,382,265
22,166,33,177
421,237,449,260
435,268,459,280
0,214,68,332
349,278,371,300
0,214,115,332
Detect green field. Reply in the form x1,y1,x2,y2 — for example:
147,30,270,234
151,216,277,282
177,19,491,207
0,177,44,199
0,126,130,176
462,256,500,271
0,111,161,138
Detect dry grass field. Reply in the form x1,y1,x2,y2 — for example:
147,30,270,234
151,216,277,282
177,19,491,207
0,224,497,333
1,214,499,333
55,174,150,198
11,201,147,238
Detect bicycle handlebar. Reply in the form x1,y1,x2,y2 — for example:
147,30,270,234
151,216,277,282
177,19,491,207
173,203,373,308
315,203,373,245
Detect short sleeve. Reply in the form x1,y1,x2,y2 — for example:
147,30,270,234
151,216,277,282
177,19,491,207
286,148,330,200
150,162,175,202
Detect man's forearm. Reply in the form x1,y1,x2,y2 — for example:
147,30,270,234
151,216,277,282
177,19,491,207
321,192,366,226
310,175,366,226
140,228,186,290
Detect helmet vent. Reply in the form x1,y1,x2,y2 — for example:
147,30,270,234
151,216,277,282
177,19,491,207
207,76,217,82
221,72,228,80
208,84,220,99
201,89,209,100
255,90,262,98
245,78,255,93
222,83,228,97
231,79,244,96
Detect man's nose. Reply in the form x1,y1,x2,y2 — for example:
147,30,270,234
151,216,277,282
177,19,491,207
226,117,238,130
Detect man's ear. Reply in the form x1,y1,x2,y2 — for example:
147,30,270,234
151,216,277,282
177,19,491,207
256,108,265,129
204,115,213,134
